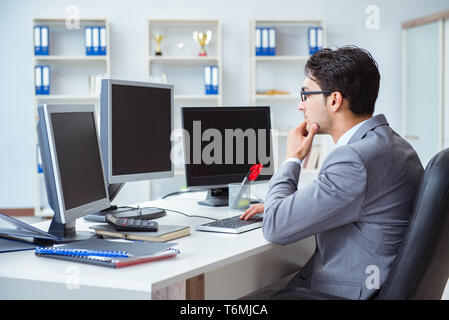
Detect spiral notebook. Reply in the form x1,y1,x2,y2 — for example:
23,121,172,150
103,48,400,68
35,246,180,268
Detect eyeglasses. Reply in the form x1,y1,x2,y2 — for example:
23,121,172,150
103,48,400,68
300,90,332,102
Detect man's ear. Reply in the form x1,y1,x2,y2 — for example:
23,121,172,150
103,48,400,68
327,91,345,113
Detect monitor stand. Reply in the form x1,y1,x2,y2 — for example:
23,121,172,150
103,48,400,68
47,218,96,244
198,188,229,207
99,206,166,220
83,183,166,222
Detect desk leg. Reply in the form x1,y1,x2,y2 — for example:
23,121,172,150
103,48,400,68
186,274,205,300
151,274,205,300
152,281,186,299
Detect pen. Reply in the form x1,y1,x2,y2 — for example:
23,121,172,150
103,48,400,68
231,164,263,208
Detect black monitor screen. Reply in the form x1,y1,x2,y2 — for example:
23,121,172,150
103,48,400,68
51,112,107,210
111,84,172,176
182,107,273,187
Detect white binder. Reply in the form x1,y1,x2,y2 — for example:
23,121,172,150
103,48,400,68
212,66,218,94
41,26,49,54
269,28,276,55
255,27,261,55
85,27,92,55
261,28,269,55
92,26,99,54
309,28,316,48
317,27,323,50
42,66,50,94
100,26,106,55
34,26,41,55
35,66,42,94
204,66,212,94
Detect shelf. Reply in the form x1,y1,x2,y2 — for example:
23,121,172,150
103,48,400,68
174,170,185,176
34,94,100,100
33,18,107,23
255,55,309,61
34,55,108,61
175,94,220,99
254,94,298,100
272,131,288,137
148,19,222,108
149,56,220,63
32,17,111,218
255,19,324,25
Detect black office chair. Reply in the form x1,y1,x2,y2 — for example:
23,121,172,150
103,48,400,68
271,148,449,300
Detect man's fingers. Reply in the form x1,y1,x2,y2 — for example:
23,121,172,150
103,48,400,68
306,123,319,141
240,204,264,220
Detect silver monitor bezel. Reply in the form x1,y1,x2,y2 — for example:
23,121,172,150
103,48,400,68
41,104,110,224
102,79,174,184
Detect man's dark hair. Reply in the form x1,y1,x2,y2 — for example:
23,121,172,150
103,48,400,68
304,46,380,116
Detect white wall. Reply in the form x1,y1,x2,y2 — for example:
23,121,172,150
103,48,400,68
1,0,449,208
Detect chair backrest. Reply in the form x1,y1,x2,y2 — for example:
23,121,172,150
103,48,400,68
377,148,449,299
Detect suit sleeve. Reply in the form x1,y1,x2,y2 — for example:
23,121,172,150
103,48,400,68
262,146,367,245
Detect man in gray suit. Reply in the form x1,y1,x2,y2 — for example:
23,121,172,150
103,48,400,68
241,46,424,299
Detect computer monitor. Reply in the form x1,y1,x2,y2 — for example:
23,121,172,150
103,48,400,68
181,106,274,206
100,79,174,215
37,104,110,242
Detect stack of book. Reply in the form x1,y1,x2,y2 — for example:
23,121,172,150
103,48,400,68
89,224,190,242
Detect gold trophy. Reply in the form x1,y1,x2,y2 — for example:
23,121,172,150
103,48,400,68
193,30,212,56
153,33,163,56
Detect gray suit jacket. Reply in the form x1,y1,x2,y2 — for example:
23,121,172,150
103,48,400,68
263,114,424,299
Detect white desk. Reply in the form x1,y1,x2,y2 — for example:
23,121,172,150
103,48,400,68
0,193,315,300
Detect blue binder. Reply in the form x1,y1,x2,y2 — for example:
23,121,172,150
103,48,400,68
34,26,49,56
204,66,212,94
35,66,42,95
316,27,323,52
40,26,49,55
85,26,93,55
255,27,262,56
42,65,50,95
261,28,269,55
37,144,43,173
211,65,218,94
268,27,276,56
308,27,323,55
99,26,107,55
92,26,100,55
34,26,41,55
35,65,50,95
308,27,317,55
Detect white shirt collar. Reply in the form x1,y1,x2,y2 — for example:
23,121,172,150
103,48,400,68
336,119,369,147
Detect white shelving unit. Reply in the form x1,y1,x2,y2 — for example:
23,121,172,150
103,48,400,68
147,19,222,180
33,18,111,217
250,20,333,180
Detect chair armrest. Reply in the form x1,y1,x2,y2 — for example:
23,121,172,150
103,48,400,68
270,287,350,300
